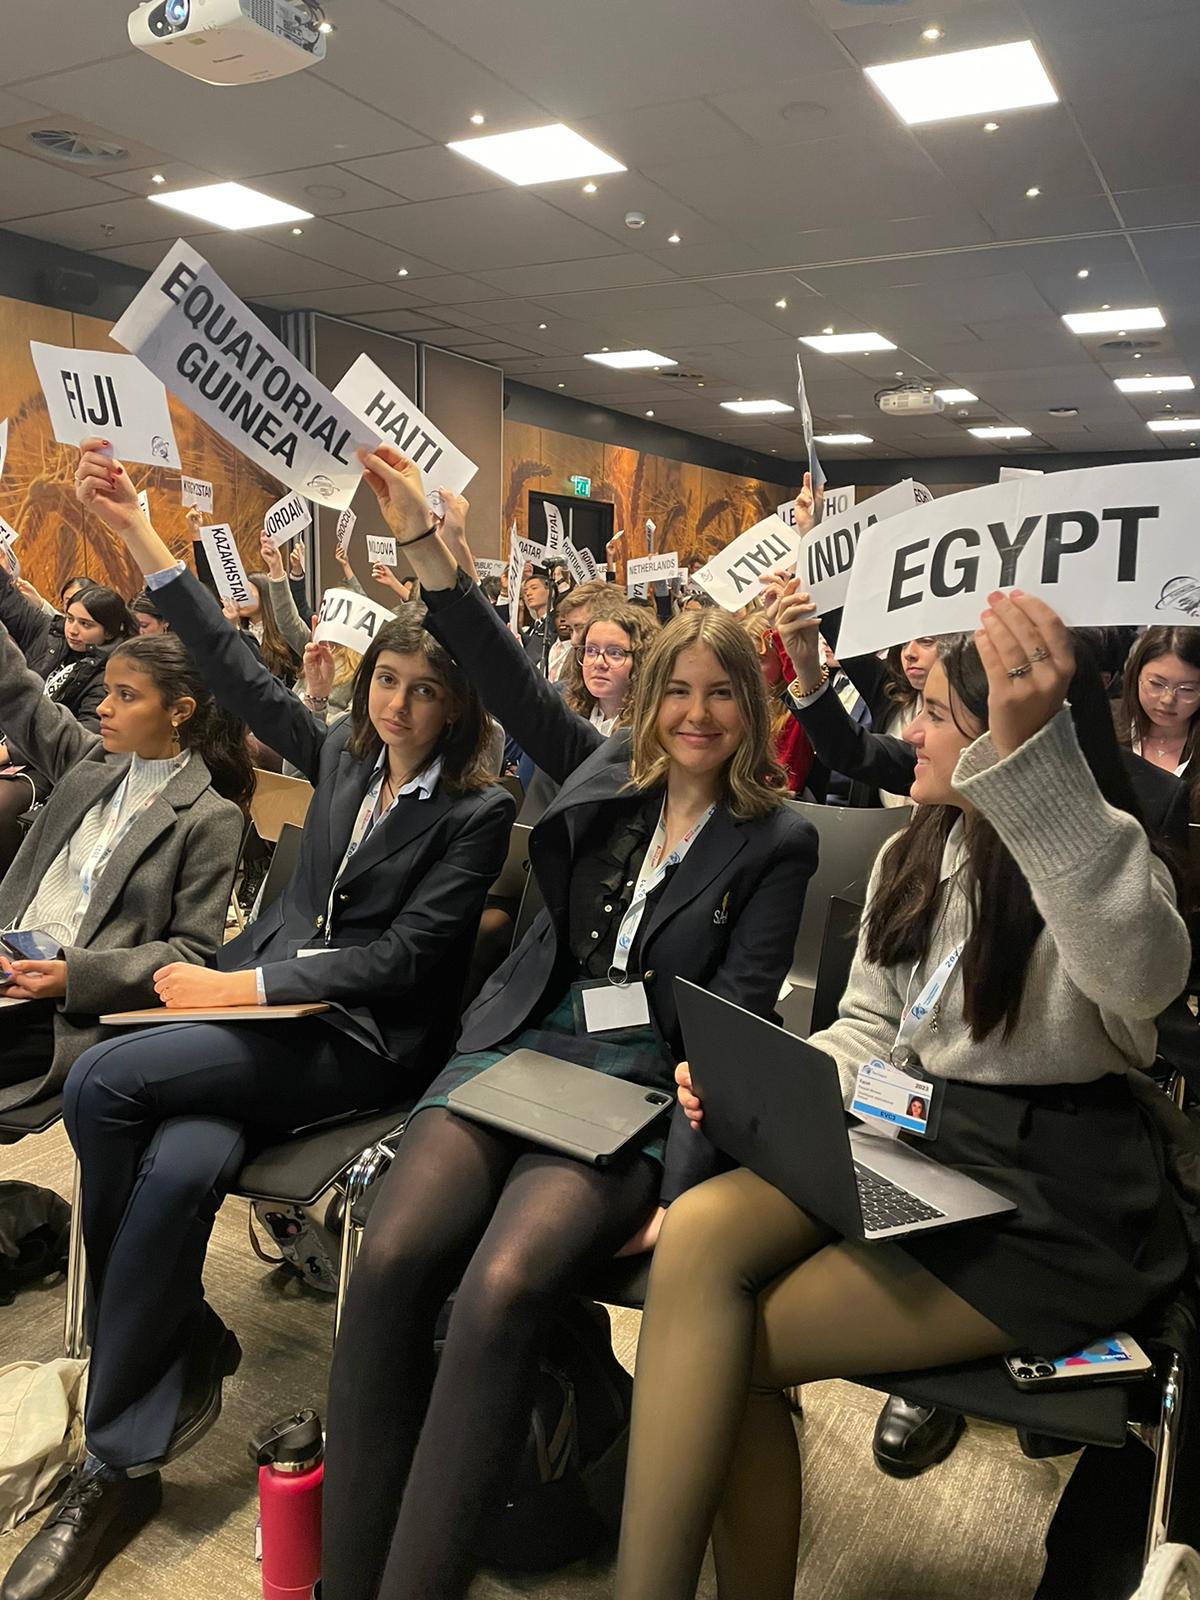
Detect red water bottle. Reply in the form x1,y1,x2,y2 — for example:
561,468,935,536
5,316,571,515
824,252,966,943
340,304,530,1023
251,1409,324,1600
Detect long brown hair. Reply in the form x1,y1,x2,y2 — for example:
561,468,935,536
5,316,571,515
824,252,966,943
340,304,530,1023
1118,627,1200,821
627,608,786,819
246,572,302,681
345,610,495,795
564,603,660,724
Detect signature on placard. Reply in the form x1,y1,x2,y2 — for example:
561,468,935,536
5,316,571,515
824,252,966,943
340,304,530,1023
1157,577,1200,617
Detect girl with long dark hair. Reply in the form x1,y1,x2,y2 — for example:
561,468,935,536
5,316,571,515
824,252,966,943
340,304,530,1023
1118,625,1200,819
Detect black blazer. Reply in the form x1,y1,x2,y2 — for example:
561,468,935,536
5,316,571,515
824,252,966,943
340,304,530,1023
0,570,116,736
424,576,819,1200
153,571,515,1074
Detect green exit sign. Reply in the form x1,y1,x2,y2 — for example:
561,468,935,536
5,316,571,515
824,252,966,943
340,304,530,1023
569,474,592,497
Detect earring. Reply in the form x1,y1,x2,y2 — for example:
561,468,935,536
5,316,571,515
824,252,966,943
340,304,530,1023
170,722,181,752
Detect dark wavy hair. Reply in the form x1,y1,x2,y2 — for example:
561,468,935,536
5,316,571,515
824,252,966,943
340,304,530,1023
864,631,1158,1041
109,635,255,812
345,609,495,794
70,585,138,645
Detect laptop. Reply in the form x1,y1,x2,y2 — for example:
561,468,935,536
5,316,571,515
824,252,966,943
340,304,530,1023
448,1050,673,1166
675,980,1015,1241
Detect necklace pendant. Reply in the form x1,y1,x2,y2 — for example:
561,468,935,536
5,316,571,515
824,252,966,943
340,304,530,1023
929,1003,940,1034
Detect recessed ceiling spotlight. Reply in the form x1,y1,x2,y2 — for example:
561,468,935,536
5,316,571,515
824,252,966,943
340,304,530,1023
1047,406,1078,417
895,370,904,377
538,322,548,330
149,181,312,230
983,121,999,132
822,325,834,335
1148,417,1200,432
1076,268,1089,279
815,432,874,445
1025,185,1041,198
936,387,978,403
667,232,681,244
397,267,409,277
922,25,944,42
969,425,1033,438
800,331,897,353
864,40,1057,126
1115,375,1194,393
775,298,788,308
446,124,626,185
582,182,597,194
150,172,165,185
1134,353,1143,359
721,399,795,415
291,226,303,235
697,381,705,388
469,112,485,126
1063,306,1164,334
585,349,676,369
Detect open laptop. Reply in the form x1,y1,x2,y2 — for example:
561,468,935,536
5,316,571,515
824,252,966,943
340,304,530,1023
676,979,1015,1241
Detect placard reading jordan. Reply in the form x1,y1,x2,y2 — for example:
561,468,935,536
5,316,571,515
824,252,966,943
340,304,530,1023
30,343,180,469
333,354,478,502
112,241,376,510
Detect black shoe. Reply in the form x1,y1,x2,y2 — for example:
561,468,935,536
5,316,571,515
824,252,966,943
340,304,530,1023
0,1464,161,1600
165,1318,242,1464
872,1396,965,1479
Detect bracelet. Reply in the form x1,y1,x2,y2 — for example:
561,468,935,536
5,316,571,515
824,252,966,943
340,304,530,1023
788,663,829,702
397,524,439,549
303,693,329,708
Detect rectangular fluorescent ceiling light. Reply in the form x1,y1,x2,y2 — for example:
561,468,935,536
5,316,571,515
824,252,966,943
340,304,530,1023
720,399,795,415
969,426,1032,439
584,350,676,369
1116,375,1194,393
1148,418,1200,433
149,181,312,230
799,332,896,354
935,387,979,404
1062,307,1165,334
815,432,873,446
865,40,1057,126
446,124,625,185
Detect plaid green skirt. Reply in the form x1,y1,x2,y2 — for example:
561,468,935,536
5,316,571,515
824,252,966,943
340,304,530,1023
412,988,671,1166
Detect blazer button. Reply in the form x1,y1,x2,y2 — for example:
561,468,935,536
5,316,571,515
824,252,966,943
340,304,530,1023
603,904,613,914
315,914,325,930
338,892,349,903
644,969,655,982
590,930,600,940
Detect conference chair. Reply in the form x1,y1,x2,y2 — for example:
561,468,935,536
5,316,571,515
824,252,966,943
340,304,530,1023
0,1094,86,1360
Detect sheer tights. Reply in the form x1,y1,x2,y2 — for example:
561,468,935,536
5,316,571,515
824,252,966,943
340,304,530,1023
321,1106,658,1600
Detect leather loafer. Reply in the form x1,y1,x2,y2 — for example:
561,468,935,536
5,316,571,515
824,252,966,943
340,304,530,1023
872,1395,965,1479
0,1465,161,1600
165,1321,242,1464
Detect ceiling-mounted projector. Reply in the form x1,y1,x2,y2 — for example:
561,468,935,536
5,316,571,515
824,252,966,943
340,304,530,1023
129,0,327,85
876,384,946,417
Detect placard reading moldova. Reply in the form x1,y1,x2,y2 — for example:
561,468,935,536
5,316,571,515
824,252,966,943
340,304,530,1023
797,478,930,612
314,587,396,653
333,354,478,502
692,516,801,611
180,476,213,513
263,490,311,548
628,552,680,585
197,523,253,608
112,241,374,510
836,456,1200,657
366,533,397,567
30,343,180,469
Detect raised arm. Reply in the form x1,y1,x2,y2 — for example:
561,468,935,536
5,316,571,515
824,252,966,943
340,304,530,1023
0,565,53,664
0,617,101,779
260,534,314,662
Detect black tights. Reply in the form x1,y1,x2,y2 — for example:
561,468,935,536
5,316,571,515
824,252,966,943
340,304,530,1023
321,1107,659,1600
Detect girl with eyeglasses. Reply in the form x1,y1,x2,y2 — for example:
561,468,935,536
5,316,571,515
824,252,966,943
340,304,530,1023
1119,627,1200,819
564,601,661,734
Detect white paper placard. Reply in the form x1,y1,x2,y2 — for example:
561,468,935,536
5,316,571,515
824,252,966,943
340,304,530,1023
645,518,657,543
137,489,151,521
628,551,680,584
334,507,356,558
314,586,396,652
474,557,505,579
797,479,930,612
823,485,856,521
506,521,521,637
112,241,373,509
263,490,311,548
692,516,801,611
542,501,566,557
0,513,18,548
796,352,825,490
998,466,1045,481
836,457,1200,657
562,540,590,586
514,536,544,570
198,522,253,608
30,342,180,469
180,475,213,513
366,533,397,567
333,353,477,503
578,544,600,579
0,418,8,483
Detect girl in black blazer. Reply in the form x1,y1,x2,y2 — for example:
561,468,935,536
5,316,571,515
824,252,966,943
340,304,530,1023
318,445,818,1600
0,443,514,1600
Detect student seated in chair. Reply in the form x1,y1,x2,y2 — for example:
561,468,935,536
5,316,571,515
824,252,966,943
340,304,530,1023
0,442,514,1600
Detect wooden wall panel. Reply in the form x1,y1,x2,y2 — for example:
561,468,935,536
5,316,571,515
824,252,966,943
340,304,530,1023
421,347,503,559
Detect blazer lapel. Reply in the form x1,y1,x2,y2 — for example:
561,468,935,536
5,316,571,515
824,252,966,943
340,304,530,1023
325,749,377,881
639,804,746,949
335,786,453,890
18,759,125,900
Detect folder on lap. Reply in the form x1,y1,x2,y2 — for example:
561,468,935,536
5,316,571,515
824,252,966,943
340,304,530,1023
99,1003,330,1025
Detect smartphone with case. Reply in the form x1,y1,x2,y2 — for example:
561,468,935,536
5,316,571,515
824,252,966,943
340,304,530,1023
0,929,65,961
1003,1333,1153,1391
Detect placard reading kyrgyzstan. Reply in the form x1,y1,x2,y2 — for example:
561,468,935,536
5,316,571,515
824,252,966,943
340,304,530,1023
112,241,375,509
333,354,478,504
263,490,311,547
627,552,680,585
797,479,930,612
197,522,253,608
314,586,396,653
366,533,397,567
180,475,213,513
835,457,1200,657
30,342,180,469
692,516,801,611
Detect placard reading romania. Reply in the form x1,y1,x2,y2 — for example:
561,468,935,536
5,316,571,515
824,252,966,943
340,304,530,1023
112,241,376,510
333,354,478,501
30,343,180,469
835,457,1200,657
314,587,396,653
692,516,801,611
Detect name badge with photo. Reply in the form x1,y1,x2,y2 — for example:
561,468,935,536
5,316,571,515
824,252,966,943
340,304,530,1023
850,1058,940,1139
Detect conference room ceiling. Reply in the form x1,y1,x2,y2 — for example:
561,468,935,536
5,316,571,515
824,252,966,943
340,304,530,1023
1,0,1196,464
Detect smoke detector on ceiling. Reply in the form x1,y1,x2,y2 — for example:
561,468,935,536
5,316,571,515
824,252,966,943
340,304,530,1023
26,129,130,165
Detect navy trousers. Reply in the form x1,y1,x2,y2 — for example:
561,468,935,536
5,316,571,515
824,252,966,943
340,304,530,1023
62,1019,398,1470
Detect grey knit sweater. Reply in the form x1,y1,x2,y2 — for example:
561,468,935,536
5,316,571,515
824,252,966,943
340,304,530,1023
808,707,1190,1101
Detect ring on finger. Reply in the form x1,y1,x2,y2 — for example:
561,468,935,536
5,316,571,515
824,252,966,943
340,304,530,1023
1029,647,1050,663
1006,662,1033,680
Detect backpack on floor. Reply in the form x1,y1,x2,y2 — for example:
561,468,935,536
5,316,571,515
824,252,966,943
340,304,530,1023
0,1183,70,1307
433,1294,633,1572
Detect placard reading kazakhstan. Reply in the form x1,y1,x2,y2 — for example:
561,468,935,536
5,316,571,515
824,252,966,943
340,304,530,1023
692,516,801,611
797,478,930,612
197,523,253,608
835,457,1200,657
333,354,478,502
112,241,375,510
30,343,180,469
314,587,396,653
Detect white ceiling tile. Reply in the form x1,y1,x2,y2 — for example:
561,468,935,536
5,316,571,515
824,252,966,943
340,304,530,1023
0,144,121,220
710,68,903,149
0,4,135,86
475,254,679,297
342,145,504,203
0,88,53,125
133,233,362,298
338,190,625,272
916,107,1105,211
274,217,421,281
255,284,423,315
576,100,754,169
6,196,191,251
250,164,412,217
100,161,218,198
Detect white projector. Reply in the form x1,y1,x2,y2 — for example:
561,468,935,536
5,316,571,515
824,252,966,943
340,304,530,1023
876,386,946,417
129,0,326,85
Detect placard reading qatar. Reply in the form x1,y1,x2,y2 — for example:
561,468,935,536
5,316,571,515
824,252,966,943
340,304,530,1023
333,354,478,502
30,342,180,469
797,478,930,612
263,490,311,547
835,457,1200,657
692,516,801,611
314,587,396,653
112,241,375,510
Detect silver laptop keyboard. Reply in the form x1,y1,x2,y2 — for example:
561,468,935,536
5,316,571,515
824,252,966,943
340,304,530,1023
853,1162,946,1231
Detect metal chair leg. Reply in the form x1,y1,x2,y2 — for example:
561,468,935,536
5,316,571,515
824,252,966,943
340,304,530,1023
62,1157,88,1360
1134,1351,1185,1561
332,1139,396,1344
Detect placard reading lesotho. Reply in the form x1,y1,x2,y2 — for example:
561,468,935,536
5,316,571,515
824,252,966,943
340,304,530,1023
835,457,1200,657
30,343,180,469
112,241,376,510
333,354,478,500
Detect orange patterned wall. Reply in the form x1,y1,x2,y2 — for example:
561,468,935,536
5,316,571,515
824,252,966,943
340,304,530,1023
0,294,281,605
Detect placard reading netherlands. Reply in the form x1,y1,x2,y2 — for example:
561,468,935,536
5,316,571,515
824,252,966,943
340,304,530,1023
314,586,396,653
198,522,253,608
30,342,180,469
797,479,930,612
333,354,478,500
366,533,397,567
263,490,311,547
627,552,680,584
112,240,375,510
180,475,213,513
835,457,1200,657
692,516,801,611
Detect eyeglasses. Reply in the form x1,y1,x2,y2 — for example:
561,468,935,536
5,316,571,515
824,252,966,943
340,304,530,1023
1142,673,1200,706
577,644,632,666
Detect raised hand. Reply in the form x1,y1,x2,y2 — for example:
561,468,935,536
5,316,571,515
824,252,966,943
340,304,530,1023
302,636,335,701
288,542,305,578
975,589,1074,759
436,488,474,577
259,531,285,581
74,438,142,535
765,577,822,681
371,562,413,600
185,505,205,539
356,446,431,544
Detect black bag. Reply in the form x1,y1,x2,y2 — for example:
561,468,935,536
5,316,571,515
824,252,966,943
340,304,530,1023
0,1182,70,1306
434,1295,633,1571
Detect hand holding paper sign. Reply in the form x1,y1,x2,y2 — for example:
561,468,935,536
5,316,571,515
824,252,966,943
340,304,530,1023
76,438,184,580
259,531,286,581
764,577,822,685
975,590,1074,760
372,564,414,602
357,445,434,545
436,488,477,581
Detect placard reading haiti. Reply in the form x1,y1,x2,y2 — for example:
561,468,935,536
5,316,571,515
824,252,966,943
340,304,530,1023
112,241,375,510
692,516,801,611
314,587,396,653
30,342,180,469
835,457,1200,657
333,354,478,503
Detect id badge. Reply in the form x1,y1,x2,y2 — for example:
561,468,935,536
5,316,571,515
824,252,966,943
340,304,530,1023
571,978,650,1036
850,1058,941,1140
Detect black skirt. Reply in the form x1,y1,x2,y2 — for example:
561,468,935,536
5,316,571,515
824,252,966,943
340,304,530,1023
895,1073,1188,1353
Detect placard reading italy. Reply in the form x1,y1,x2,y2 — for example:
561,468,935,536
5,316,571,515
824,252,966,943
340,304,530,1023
836,457,1200,657
314,587,396,653
263,491,311,548
197,522,253,608
692,517,801,611
112,240,375,510
30,343,180,469
797,479,930,611
333,354,478,502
